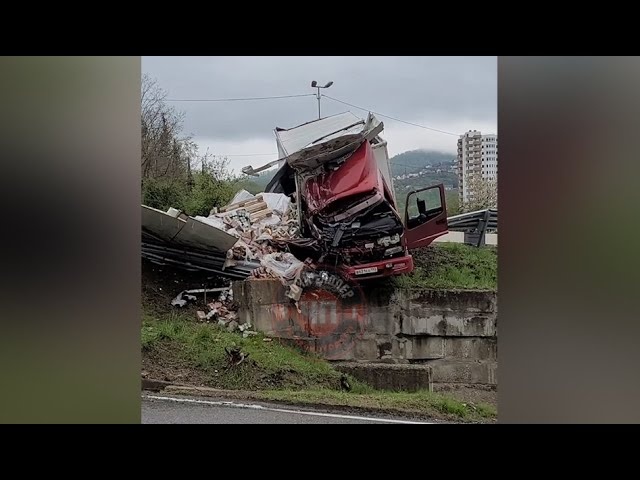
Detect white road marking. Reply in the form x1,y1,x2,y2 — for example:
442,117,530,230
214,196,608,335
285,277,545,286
143,394,432,424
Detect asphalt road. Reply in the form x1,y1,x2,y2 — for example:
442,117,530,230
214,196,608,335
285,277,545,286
142,394,430,424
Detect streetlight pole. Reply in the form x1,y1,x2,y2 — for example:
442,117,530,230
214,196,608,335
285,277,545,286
311,80,333,119
315,85,321,119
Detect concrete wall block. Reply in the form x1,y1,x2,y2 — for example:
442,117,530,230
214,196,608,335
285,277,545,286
363,285,397,308
237,280,499,379
392,337,407,358
233,278,289,306
366,306,397,334
257,279,290,305
354,337,379,361
250,304,308,337
232,280,248,306
404,289,497,313
335,363,432,392
401,313,496,337
404,336,445,360
316,334,357,361
427,359,497,385
444,337,497,361
236,306,252,326
375,335,393,358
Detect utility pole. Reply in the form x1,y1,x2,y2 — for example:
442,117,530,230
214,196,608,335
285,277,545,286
310,80,334,119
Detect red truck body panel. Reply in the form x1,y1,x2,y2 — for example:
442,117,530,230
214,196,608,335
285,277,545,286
269,113,449,283
303,142,381,216
338,254,414,280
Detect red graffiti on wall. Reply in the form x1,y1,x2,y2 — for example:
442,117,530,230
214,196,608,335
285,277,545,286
268,269,368,360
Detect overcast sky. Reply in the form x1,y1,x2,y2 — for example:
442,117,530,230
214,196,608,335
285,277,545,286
142,56,497,173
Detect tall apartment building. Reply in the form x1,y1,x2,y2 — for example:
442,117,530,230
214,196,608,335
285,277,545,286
457,130,498,205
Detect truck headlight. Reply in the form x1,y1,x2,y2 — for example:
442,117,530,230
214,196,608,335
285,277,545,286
384,246,403,256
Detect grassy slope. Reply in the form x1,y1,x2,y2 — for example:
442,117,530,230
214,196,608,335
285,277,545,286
142,310,496,422
394,243,497,290
142,310,340,391
141,241,498,422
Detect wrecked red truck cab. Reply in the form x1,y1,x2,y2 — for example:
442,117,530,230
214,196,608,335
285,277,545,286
260,112,448,282
304,141,447,280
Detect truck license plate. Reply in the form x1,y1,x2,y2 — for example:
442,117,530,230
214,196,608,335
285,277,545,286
355,267,378,275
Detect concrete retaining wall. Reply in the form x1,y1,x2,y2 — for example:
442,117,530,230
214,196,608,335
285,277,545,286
233,279,497,386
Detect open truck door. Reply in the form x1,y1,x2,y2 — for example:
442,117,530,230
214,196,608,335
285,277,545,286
404,184,448,249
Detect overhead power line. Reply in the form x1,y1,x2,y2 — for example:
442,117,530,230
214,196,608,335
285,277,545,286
321,94,459,136
216,153,277,157
165,92,457,136
166,93,315,102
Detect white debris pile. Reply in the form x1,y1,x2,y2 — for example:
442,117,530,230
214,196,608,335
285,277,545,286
253,252,305,281
193,190,300,265
251,252,309,305
173,286,256,337
171,286,252,333
171,288,230,308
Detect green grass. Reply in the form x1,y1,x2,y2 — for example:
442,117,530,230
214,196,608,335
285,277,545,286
254,389,496,422
394,243,497,290
142,309,341,390
142,309,497,422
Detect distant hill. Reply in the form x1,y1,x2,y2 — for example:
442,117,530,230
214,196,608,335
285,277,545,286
388,150,459,215
237,169,277,194
237,149,459,198
389,150,455,177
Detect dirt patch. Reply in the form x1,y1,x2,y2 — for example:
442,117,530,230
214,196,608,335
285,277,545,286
142,342,213,387
142,340,339,391
142,259,231,315
412,244,498,271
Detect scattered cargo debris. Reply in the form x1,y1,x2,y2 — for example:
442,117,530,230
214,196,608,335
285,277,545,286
257,111,450,281
142,110,450,290
171,291,197,307
171,287,231,308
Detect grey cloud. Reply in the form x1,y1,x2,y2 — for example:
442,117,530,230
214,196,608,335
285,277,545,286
142,56,496,146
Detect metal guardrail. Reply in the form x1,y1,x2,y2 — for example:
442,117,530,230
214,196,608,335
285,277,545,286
447,209,497,247
141,232,260,279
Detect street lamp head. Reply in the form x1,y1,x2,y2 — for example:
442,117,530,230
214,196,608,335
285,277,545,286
311,80,332,119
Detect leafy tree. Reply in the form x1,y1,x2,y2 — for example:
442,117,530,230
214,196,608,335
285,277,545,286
462,176,497,212
141,75,239,215
183,155,237,216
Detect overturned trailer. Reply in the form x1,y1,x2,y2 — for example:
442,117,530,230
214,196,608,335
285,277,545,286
245,112,449,281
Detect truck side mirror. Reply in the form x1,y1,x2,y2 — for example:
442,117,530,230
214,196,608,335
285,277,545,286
417,198,427,216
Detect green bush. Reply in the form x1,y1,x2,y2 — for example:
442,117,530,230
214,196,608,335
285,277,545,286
142,178,188,212
183,172,237,217
142,172,242,217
